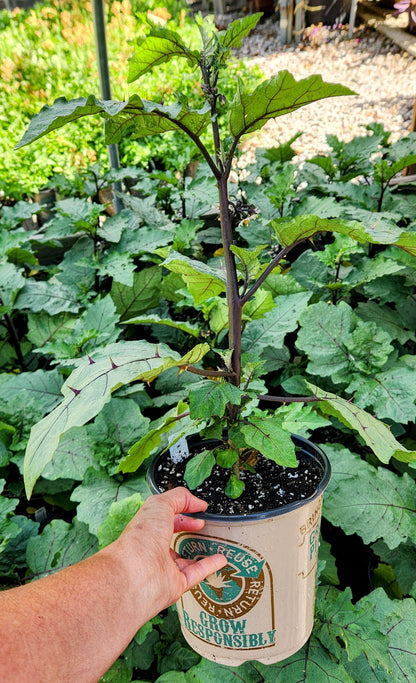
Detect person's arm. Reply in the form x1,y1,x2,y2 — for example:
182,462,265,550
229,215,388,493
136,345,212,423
0,487,226,683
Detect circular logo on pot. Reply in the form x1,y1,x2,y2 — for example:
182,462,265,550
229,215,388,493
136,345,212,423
177,536,265,619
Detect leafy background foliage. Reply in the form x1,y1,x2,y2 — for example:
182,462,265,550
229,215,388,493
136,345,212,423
1,2,416,681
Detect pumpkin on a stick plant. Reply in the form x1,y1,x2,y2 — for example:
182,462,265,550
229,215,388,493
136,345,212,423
17,14,416,501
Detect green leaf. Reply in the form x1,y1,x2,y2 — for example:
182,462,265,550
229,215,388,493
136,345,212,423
323,444,416,548
99,658,132,683
373,540,416,598
219,13,263,50
253,637,354,681
216,448,239,468
26,311,77,349
97,493,143,548
88,397,150,474
111,267,163,321
310,383,416,464
276,402,330,438
229,72,355,138
23,341,178,497
71,468,147,535
0,262,26,306
225,473,245,498
230,244,266,281
97,211,129,243
189,381,244,420
297,300,353,379
347,361,416,424
26,518,98,580
162,251,226,305
356,300,414,345
14,278,81,314
241,416,297,466
297,301,393,381
317,538,339,586
118,401,190,473
42,426,96,481
104,96,211,145
128,29,199,83
315,586,391,673
243,289,275,321
343,589,416,682
272,214,402,249
14,95,125,149
123,313,200,337
184,449,215,489
55,197,104,231
98,251,135,288
0,515,39,576
242,292,311,353
0,368,63,417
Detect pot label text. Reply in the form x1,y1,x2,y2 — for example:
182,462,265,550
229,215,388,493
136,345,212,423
176,535,275,650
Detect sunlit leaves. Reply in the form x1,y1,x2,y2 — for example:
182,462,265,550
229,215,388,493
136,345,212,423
229,72,355,138
162,250,226,305
218,13,263,50
128,29,199,83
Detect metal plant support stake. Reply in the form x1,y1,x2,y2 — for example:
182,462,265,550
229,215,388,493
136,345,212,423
91,0,123,214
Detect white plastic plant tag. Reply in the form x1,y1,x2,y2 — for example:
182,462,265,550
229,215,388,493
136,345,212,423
169,437,190,464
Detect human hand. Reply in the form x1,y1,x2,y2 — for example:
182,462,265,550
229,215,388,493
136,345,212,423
115,487,227,621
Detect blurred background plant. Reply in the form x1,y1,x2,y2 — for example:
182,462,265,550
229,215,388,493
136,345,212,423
1,0,261,199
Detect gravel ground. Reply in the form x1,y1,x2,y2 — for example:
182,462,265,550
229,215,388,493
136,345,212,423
233,19,416,162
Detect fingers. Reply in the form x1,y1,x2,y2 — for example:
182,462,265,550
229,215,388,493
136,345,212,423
158,487,208,516
173,514,205,533
181,554,228,591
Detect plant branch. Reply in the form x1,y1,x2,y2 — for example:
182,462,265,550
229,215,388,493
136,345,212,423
241,241,302,305
185,366,236,378
258,394,319,403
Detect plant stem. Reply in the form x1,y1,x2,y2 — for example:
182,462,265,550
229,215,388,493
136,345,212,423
258,394,319,403
186,366,235,378
241,242,302,305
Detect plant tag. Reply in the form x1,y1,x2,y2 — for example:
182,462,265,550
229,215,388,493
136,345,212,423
169,437,190,463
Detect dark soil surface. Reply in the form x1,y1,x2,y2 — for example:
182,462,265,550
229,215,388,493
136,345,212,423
152,447,325,516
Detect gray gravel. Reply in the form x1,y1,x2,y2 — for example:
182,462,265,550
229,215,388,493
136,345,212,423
233,19,416,162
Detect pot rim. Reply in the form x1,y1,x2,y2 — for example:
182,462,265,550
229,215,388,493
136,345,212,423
147,434,331,522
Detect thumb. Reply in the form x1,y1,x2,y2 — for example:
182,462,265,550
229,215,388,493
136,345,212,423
181,553,227,591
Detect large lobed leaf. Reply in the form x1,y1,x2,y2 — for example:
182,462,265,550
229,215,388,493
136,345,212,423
14,96,126,149
316,586,391,673
15,94,211,150
309,383,416,464
23,341,178,498
104,96,211,145
323,444,416,549
271,214,416,258
26,518,98,580
228,72,355,139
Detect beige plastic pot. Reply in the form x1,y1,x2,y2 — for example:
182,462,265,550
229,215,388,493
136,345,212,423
147,435,330,666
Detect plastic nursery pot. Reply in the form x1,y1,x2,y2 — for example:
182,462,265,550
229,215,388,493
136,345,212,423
147,435,331,666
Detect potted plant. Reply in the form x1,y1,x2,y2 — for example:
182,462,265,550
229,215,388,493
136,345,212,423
16,12,416,665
